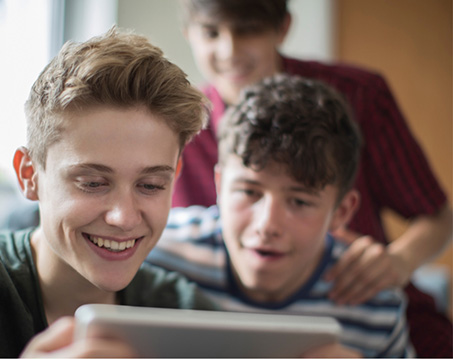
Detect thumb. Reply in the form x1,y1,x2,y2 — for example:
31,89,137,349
21,317,75,357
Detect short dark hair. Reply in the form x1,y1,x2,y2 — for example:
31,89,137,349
218,74,362,201
180,0,289,30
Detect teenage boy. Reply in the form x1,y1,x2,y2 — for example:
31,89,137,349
0,27,215,358
148,74,415,357
172,0,453,356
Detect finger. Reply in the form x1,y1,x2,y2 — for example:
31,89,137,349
331,244,389,304
328,241,384,299
338,265,389,305
21,317,75,357
325,236,372,282
349,279,388,305
331,226,362,244
69,337,138,358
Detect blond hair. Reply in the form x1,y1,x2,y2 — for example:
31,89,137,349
25,27,208,168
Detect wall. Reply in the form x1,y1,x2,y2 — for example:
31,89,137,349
336,0,452,314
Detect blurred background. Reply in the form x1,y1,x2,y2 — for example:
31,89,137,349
0,0,451,316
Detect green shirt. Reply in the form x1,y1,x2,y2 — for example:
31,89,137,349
0,228,216,358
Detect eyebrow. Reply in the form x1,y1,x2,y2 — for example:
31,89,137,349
233,178,321,196
70,163,175,175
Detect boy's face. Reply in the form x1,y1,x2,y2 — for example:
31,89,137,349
185,16,288,105
215,155,353,303
20,106,180,292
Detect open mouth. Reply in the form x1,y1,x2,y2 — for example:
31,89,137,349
85,234,139,253
253,249,284,259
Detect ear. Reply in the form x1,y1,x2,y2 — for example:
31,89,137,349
328,189,360,232
175,157,183,179
277,13,292,45
13,147,39,201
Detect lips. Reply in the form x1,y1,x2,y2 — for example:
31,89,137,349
244,245,286,261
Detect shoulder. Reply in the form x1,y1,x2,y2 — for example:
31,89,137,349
0,228,34,268
282,56,389,92
0,228,44,357
165,205,222,242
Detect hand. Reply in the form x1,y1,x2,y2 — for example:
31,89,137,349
20,317,137,358
302,342,362,358
325,228,411,305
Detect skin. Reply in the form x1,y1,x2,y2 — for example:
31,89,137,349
16,106,180,357
185,14,290,105
185,10,453,305
21,317,137,358
215,155,359,303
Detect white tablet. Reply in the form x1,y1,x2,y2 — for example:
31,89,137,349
74,304,340,358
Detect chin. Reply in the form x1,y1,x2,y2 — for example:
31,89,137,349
90,273,136,293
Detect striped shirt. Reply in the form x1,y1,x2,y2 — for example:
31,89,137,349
147,205,415,358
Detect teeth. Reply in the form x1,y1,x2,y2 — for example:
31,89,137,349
88,235,136,252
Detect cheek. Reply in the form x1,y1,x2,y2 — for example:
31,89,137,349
144,198,172,235
192,43,212,63
291,216,330,250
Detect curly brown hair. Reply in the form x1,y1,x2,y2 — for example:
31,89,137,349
218,74,362,200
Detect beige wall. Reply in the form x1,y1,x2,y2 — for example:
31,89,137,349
336,0,452,313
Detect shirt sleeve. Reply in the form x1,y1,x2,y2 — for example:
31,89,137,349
357,74,447,218
147,206,227,288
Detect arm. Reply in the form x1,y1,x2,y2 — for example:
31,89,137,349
327,203,452,305
324,70,452,304
20,317,137,358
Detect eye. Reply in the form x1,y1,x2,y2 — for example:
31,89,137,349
235,188,261,201
201,27,219,39
290,197,312,208
77,180,109,193
243,189,258,197
137,183,166,195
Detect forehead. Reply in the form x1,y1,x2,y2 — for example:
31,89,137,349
45,106,179,171
220,155,342,197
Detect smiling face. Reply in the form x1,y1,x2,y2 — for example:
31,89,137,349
20,106,180,293
216,156,355,303
185,15,288,104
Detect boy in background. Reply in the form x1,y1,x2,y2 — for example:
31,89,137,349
0,27,214,358
149,74,414,357
172,1,452,356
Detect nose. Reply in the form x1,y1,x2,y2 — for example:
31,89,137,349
104,190,142,232
217,31,241,61
254,196,283,239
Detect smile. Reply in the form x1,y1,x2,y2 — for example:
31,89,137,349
86,234,137,252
